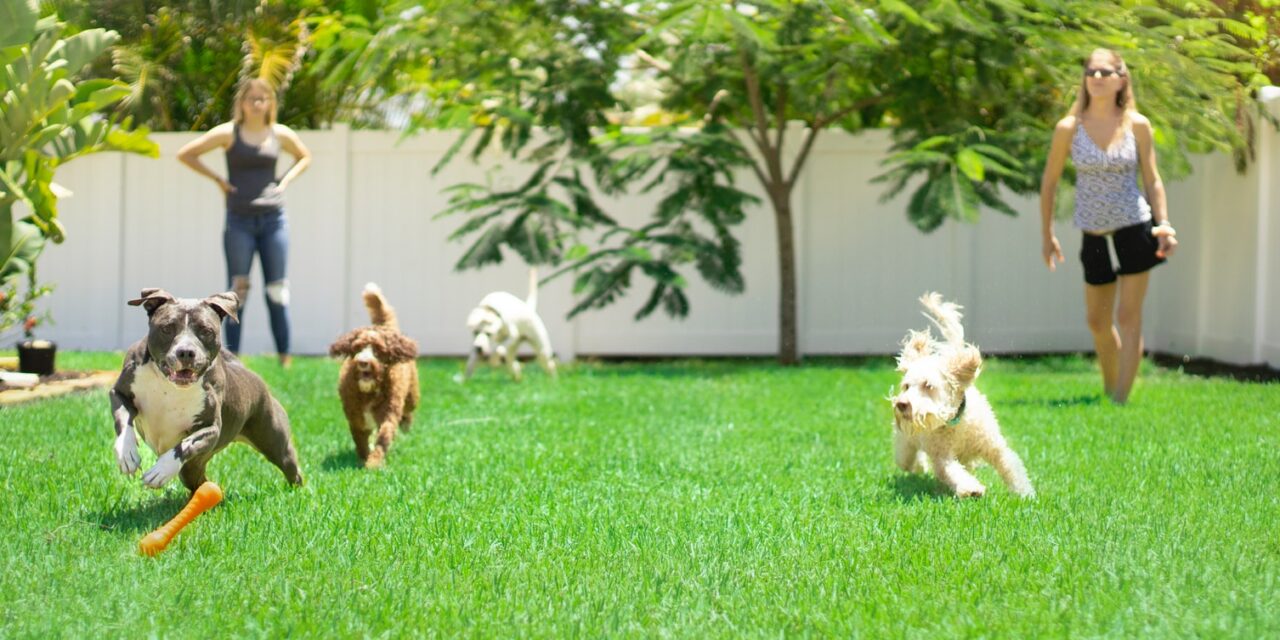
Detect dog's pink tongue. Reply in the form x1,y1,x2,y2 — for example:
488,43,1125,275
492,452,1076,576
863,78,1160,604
170,369,197,385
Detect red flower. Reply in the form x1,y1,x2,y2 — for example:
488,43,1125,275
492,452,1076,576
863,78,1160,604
23,316,38,334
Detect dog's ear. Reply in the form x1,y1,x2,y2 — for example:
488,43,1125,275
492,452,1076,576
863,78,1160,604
127,288,175,317
329,330,359,358
203,291,240,324
947,345,983,389
465,307,490,333
385,331,419,364
896,330,932,372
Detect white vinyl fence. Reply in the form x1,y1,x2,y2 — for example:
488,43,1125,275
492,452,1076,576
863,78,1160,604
32,104,1280,367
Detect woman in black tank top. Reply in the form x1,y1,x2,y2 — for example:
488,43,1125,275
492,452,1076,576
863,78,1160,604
177,78,312,367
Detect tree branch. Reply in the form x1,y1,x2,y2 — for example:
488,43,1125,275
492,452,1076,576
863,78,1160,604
633,48,671,74
785,123,822,193
815,94,883,129
740,50,790,190
773,84,788,153
786,95,884,189
739,50,775,159
703,89,730,127
731,129,771,189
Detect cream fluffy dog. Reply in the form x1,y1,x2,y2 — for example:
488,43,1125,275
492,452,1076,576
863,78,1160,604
890,292,1034,498
462,269,557,382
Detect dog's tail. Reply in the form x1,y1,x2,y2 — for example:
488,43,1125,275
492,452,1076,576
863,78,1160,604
363,282,399,331
919,291,965,346
526,267,539,311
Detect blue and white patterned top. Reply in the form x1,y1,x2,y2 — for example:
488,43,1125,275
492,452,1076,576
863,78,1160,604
1070,124,1151,232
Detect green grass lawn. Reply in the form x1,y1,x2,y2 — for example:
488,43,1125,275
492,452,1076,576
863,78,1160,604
2,352,1277,637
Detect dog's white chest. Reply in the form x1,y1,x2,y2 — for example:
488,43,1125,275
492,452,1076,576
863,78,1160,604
131,363,206,454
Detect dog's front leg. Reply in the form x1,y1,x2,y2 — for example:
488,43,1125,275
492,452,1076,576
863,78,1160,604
499,344,522,382
893,428,925,473
929,454,986,498
342,402,373,461
110,388,141,475
366,398,407,470
143,397,222,490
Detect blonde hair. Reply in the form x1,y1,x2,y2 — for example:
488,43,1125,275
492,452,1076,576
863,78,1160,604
232,78,278,126
1067,48,1138,123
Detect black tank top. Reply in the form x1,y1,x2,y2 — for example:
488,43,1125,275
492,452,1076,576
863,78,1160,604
225,124,284,214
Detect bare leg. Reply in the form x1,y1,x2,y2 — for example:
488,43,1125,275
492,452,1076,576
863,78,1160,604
1112,272,1151,404
1084,282,1120,398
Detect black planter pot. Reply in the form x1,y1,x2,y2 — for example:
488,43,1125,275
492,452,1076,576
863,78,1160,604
17,340,56,376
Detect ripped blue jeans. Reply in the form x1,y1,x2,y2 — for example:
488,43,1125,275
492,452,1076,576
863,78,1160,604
223,209,290,355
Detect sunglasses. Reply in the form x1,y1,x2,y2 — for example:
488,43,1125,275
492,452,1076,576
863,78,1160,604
1084,68,1122,78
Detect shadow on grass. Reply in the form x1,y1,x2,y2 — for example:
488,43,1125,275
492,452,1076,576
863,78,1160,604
886,474,950,503
1004,394,1103,408
88,487,275,535
572,359,767,380
320,449,365,472
89,493,191,535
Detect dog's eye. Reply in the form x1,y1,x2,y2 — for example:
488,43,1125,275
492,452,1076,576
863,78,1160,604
922,381,933,391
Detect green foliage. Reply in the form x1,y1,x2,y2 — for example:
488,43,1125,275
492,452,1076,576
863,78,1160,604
872,0,1271,228
404,0,757,321
355,1,1266,359
0,220,52,344
50,0,408,130
0,1,156,340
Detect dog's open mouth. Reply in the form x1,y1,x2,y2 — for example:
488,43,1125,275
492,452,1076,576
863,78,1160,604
168,368,198,386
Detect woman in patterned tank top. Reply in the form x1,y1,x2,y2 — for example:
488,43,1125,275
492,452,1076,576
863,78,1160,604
1039,49,1178,405
178,79,312,368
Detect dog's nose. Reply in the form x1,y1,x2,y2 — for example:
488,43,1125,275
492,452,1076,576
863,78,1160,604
894,399,910,413
175,347,196,363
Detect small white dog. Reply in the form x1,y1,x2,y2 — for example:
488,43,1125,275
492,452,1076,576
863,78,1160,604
462,268,557,382
890,292,1034,498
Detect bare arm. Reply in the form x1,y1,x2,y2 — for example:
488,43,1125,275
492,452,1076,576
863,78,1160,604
1038,117,1075,271
1132,116,1167,224
177,123,235,194
274,125,312,190
1133,115,1176,258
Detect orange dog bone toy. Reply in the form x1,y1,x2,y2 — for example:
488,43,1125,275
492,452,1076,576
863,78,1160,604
138,481,223,556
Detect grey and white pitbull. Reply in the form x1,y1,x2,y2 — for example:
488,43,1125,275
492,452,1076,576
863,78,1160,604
110,288,303,492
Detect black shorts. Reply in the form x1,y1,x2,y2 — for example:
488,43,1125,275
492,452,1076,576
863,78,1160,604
1079,219,1166,286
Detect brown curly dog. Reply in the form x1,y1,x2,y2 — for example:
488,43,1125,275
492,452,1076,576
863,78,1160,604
329,283,420,468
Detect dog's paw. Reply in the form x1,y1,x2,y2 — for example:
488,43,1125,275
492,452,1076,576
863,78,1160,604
364,450,386,469
142,451,182,488
114,429,141,475
955,483,986,498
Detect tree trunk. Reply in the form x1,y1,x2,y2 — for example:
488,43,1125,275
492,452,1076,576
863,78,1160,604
770,189,799,366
